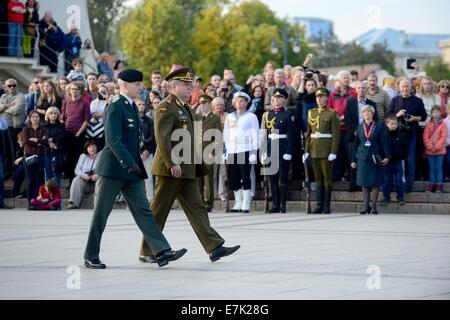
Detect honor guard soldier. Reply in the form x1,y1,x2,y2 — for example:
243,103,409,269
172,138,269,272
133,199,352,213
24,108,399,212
303,88,340,214
139,65,240,263
260,88,295,213
195,94,222,213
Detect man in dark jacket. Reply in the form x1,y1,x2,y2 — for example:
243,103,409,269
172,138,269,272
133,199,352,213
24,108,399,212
38,12,64,73
345,81,378,191
388,77,427,193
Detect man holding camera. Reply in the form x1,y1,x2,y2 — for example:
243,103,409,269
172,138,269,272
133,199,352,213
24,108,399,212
388,77,427,193
264,69,297,112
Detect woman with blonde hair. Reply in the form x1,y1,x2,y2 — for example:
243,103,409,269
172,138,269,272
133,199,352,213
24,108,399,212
417,76,441,125
44,107,65,185
36,80,62,121
437,80,450,118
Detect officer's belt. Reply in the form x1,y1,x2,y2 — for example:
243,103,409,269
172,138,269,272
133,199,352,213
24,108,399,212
311,132,332,139
268,133,287,140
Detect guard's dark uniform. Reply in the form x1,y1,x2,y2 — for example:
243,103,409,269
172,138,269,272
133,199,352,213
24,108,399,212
305,88,340,214
261,91,295,213
84,70,172,264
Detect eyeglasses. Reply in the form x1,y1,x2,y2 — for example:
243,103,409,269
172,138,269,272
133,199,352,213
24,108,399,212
7,84,17,88
441,85,449,89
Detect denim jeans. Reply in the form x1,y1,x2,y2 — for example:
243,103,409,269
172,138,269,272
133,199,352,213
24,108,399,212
8,23,23,57
44,152,62,186
383,161,404,201
405,132,417,191
428,155,444,185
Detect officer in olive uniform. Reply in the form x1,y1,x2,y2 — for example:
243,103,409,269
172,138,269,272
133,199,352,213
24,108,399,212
83,69,187,269
195,94,222,213
260,89,295,213
303,88,340,214
139,65,240,263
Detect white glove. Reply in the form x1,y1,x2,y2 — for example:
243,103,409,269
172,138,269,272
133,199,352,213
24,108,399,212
249,154,257,163
328,153,337,162
283,154,292,161
302,153,309,163
261,153,268,163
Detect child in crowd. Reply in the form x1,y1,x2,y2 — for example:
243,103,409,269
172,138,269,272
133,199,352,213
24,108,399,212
444,106,450,182
423,105,448,193
29,179,61,211
67,59,87,86
381,115,409,205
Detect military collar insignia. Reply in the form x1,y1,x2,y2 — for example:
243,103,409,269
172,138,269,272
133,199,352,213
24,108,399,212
128,118,134,123
124,100,129,105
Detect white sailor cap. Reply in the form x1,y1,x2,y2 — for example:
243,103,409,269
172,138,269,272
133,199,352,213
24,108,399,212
232,91,251,102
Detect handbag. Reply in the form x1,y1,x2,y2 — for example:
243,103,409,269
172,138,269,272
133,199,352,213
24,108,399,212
371,154,383,166
25,154,39,166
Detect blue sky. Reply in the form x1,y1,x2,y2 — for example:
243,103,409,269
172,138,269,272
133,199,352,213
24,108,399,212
124,0,449,42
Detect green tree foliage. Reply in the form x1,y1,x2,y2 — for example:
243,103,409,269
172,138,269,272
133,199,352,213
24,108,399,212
425,58,450,81
313,35,396,74
120,0,193,84
87,0,126,52
119,0,312,84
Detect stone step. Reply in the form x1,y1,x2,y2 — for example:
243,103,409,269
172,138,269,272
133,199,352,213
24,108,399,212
4,198,127,210
253,191,450,204
213,200,450,215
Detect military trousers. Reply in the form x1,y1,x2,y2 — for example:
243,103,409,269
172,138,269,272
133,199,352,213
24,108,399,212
140,176,225,256
84,176,171,260
198,164,214,210
312,158,334,188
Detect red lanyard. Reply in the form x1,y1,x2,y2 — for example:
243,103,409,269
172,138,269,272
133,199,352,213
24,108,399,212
363,122,375,141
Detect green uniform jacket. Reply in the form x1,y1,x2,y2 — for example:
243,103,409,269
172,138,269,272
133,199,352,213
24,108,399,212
152,93,208,179
305,107,340,159
96,94,147,180
194,112,223,157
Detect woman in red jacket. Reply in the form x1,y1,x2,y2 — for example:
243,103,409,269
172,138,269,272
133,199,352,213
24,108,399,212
423,105,448,193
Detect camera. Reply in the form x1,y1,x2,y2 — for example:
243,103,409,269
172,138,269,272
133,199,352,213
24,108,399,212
25,154,38,166
304,69,320,79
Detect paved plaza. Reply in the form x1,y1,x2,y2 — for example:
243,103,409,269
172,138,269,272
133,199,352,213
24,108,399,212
0,209,449,300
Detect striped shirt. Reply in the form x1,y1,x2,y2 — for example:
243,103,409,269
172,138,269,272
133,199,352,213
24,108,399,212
367,86,391,121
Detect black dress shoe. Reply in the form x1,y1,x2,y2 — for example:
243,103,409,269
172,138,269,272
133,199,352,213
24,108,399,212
360,206,372,215
155,248,187,267
269,207,280,213
241,210,250,214
84,259,106,269
209,245,240,262
230,209,241,213
139,255,156,263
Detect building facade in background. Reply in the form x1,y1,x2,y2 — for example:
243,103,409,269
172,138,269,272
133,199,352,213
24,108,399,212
291,17,334,42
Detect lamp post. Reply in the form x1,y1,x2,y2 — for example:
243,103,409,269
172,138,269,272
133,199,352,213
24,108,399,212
271,29,301,66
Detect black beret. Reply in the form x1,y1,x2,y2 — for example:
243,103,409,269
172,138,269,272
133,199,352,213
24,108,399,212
118,69,143,83
273,88,288,99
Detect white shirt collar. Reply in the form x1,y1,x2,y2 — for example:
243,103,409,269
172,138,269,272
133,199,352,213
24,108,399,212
120,93,134,106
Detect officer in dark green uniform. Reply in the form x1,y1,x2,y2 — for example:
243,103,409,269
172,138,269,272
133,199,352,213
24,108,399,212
303,88,340,214
83,69,187,269
260,88,295,213
195,94,222,213
139,65,240,263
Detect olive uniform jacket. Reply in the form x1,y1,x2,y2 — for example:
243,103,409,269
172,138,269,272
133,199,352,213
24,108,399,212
96,94,147,180
194,112,223,159
305,107,340,159
152,93,208,179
